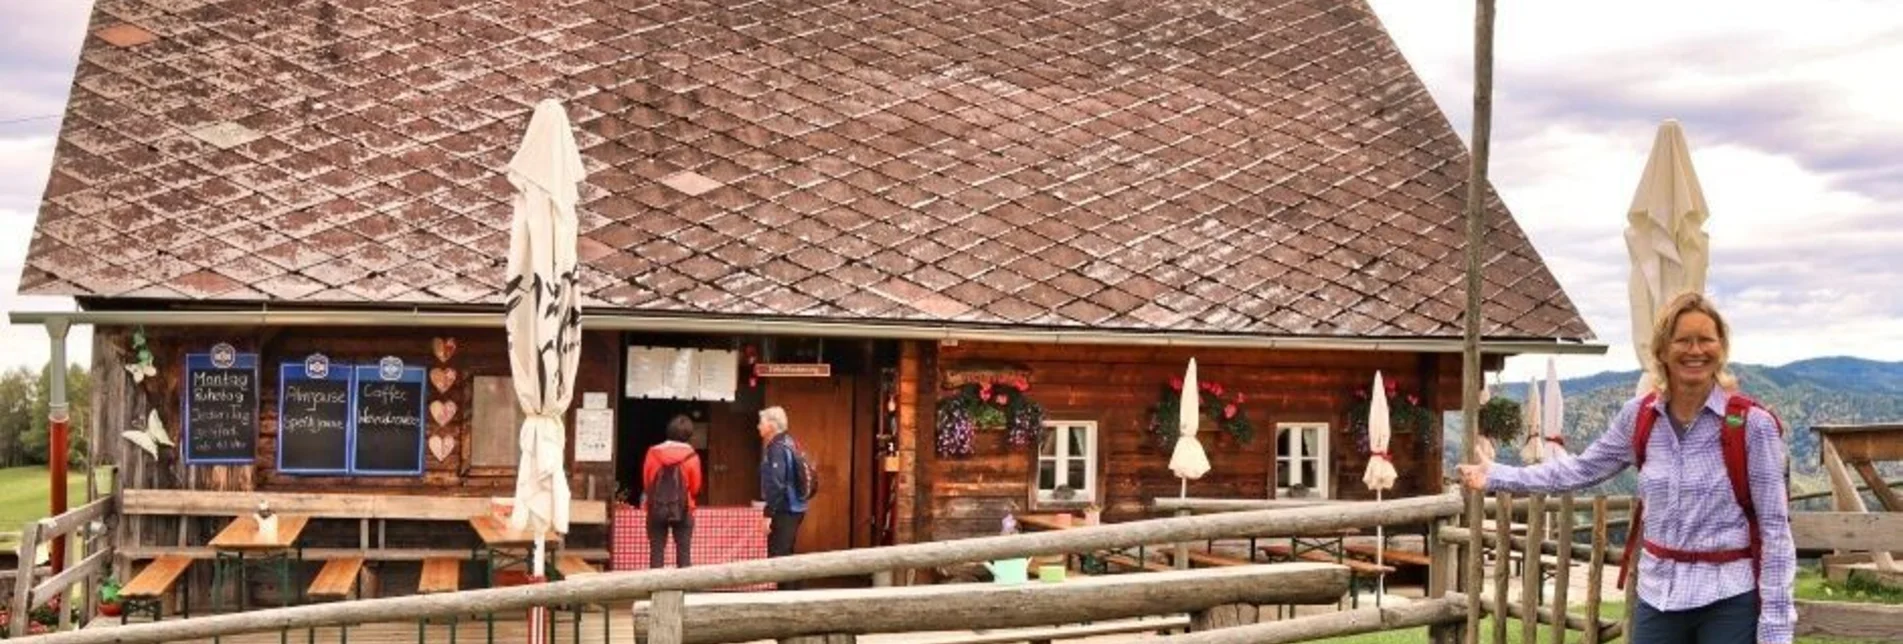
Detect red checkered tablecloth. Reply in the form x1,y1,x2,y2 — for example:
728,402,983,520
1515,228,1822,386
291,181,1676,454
612,504,771,590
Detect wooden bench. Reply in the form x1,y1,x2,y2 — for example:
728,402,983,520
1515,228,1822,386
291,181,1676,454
417,558,463,643
554,554,598,578
1259,545,1395,608
1180,550,1253,568
120,554,193,623
305,557,364,642
1100,553,1172,573
1342,543,1433,568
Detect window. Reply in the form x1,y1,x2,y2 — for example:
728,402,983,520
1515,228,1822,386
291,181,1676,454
1274,423,1330,498
1035,421,1097,505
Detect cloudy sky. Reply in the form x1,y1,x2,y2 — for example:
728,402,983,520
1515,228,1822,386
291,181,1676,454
2,1,1899,383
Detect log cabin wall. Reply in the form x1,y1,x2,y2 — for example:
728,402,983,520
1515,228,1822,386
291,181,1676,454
94,324,617,497
918,341,1481,541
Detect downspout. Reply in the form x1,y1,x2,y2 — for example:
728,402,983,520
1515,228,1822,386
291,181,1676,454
45,317,70,578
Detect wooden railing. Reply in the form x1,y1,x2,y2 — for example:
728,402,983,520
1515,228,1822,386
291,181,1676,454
22,494,1467,644
9,494,116,637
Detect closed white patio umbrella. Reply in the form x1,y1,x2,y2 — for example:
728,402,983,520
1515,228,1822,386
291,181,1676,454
1626,120,1710,395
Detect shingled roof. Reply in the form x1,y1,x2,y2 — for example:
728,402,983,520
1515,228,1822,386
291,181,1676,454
21,0,1592,341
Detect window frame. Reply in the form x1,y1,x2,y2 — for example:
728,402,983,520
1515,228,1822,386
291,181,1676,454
1032,420,1099,508
1272,422,1332,498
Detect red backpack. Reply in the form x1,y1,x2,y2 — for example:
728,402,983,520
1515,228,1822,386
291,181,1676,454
1617,393,1786,592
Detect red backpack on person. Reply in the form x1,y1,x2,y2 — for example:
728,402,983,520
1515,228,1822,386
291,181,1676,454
1617,392,1787,594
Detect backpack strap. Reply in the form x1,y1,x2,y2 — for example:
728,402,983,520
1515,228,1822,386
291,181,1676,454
1722,394,1786,606
1617,393,1661,590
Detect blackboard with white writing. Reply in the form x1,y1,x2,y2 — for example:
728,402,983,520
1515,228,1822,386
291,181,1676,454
277,362,352,475
350,364,426,475
183,352,259,464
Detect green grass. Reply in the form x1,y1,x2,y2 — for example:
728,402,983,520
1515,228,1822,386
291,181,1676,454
1308,600,1891,644
1797,567,1903,605
0,465,99,552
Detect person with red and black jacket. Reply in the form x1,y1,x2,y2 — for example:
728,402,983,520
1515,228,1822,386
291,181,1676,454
641,415,703,568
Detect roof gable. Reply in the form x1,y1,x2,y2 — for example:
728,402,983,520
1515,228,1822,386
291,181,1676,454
21,0,1591,340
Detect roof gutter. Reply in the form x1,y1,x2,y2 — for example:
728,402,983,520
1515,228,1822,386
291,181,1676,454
7,308,1606,356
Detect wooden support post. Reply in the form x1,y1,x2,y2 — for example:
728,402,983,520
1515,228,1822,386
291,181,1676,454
1458,0,1499,641
649,590,685,644
1853,462,1903,512
1585,497,1607,644
1824,441,1898,572
1190,603,1259,630
1551,495,1574,644
1492,492,1510,644
10,523,42,638
1428,519,1464,644
1623,501,1640,643
1520,494,1544,644
1175,509,1192,571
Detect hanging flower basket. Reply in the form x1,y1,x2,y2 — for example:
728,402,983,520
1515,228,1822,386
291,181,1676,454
1148,377,1254,447
934,375,1046,457
1478,396,1525,446
1346,377,1435,454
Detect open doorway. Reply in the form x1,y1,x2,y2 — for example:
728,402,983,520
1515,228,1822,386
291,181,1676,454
615,398,711,507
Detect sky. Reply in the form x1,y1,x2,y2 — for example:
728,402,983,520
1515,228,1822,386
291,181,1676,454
1,1,1900,384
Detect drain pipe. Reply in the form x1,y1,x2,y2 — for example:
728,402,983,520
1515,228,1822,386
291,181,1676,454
45,318,71,578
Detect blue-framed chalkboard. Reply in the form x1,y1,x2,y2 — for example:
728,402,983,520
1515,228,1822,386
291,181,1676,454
277,357,353,475
350,362,426,476
182,346,259,465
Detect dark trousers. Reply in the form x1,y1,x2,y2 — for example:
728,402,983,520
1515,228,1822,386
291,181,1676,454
646,513,694,569
767,512,804,590
1632,591,1757,644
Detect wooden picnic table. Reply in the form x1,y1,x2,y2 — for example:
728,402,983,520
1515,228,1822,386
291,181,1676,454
209,514,310,612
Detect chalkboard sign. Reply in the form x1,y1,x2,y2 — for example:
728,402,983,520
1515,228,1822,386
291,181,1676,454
351,362,426,476
182,346,259,464
277,357,352,475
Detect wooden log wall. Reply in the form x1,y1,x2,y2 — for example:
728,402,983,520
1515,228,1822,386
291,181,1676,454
96,322,616,499
918,341,1479,541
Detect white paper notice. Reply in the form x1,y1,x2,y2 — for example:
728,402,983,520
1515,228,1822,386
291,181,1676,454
666,349,698,399
625,347,671,398
574,408,614,462
694,350,738,401
583,392,607,409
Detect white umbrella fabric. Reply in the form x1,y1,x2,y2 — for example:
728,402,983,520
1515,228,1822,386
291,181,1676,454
1520,376,1545,465
1168,359,1211,494
1626,120,1711,396
504,100,585,619
1359,371,1396,605
1540,358,1570,462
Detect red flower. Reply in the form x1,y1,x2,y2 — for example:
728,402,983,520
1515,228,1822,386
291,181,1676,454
1355,389,1368,399
979,383,992,400
1223,404,1237,419
1384,379,1398,396
1017,378,1031,392
1234,392,1246,404
994,394,1008,405
1210,382,1224,396
1170,377,1183,391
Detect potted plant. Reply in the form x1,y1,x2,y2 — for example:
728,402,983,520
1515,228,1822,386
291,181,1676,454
97,577,123,617
1478,396,1525,446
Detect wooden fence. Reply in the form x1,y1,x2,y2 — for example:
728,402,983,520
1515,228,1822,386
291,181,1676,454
21,495,1469,644
9,493,117,637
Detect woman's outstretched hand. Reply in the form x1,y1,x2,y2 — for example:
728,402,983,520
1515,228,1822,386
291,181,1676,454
1456,462,1490,491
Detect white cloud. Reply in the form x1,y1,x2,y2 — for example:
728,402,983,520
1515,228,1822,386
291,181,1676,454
1369,0,1903,384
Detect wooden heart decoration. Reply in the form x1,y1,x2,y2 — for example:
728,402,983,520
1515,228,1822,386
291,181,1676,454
430,367,458,393
429,400,458,426
427,434,456,462
432,337,458,363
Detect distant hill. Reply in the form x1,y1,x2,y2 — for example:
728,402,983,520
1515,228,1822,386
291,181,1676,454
1444,357,1903,497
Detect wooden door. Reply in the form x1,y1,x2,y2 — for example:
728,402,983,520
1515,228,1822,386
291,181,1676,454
703,405,760,507
766,377,855,554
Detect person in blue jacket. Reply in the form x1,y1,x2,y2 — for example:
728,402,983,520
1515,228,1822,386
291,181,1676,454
758,406,807,589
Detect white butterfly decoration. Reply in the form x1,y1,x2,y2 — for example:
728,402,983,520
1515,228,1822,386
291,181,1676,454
125,362,157,383
122,410,175,459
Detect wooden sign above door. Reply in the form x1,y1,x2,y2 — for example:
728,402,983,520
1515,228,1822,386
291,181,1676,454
754,362,832,378
941,362,1033,389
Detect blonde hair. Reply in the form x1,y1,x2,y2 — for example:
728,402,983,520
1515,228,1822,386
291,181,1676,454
759,406,789,434
1645,291,1738,396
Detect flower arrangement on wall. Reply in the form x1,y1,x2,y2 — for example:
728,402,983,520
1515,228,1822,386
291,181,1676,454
1148,377,1255,446
1346,376,1435,454
934,375,1047,457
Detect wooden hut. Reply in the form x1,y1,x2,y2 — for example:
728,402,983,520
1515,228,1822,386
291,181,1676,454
15,0,1598,591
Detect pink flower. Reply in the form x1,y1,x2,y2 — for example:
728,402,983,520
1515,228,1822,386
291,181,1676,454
1384,379,1398,396
1355,389,1368,400
1406,394,1420,406
1234,392,1246,404
1017,379,1031,392
1223,404,1237,419
1210,382,1224,396
994,394,1008,405
1170,377,1183,391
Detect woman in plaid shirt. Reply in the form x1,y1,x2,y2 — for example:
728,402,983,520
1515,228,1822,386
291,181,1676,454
1459,293,1796,644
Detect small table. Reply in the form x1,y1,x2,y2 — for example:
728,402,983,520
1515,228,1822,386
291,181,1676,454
469,515,564,586
209,514,309,613
611,505,769,590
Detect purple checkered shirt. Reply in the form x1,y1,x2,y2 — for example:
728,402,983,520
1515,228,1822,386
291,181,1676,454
1487,387,1796,644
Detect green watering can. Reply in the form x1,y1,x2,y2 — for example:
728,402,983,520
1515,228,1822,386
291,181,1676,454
983,557,1032,585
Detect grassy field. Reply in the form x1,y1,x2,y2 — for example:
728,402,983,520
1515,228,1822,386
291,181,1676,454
0,465,97,551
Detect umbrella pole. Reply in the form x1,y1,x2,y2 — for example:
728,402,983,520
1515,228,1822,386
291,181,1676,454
1376,489,1385,608
530,530,548,644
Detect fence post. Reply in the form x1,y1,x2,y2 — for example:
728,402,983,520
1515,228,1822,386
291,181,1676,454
1428,517,1465,644
1174,508,1191,570
1550,495,1574,643
1191,603,1260,630
1493,492,1511,644
10,522,42,638
1520,494,1544,643
1585,496,1607,644
1622,501,1640,643
650,590,685,644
